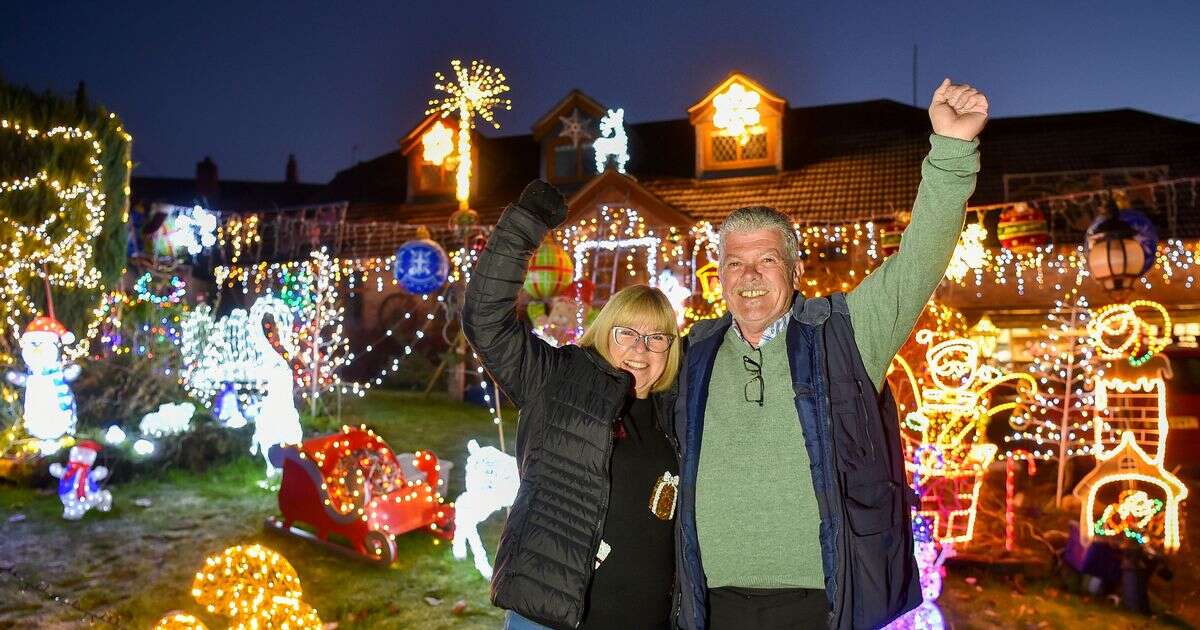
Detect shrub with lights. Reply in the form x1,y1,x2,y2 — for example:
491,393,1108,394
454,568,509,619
0,80,131,456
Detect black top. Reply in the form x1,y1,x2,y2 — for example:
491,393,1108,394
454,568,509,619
580,396,679,630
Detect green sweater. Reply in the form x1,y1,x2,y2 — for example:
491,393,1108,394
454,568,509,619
695,134,979,588
848,134,980,391
696,326,825,588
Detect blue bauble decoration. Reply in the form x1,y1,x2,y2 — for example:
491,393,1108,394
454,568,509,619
1086,208,1158,275
395,238,449,294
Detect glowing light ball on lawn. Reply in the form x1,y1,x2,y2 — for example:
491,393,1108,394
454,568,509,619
139,402,196,437
395,231,450,295
191,544,322,629
48,440,112,520
523,239,574,300
133,438,156,456
453,439,519,579
996,203,1050,253
5,316,80,454
153,612,208,630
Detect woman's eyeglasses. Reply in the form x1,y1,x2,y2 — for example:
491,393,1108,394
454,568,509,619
743,348,764,407
611,326,675,354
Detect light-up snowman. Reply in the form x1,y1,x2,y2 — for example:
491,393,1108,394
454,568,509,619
5,316,80,455
48,440,113,520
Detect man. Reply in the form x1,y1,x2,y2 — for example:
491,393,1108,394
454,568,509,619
674,79,988,630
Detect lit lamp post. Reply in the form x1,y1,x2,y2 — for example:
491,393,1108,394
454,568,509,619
1086,199,1147,298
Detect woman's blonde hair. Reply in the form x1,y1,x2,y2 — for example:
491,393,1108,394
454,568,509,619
577,285,681,393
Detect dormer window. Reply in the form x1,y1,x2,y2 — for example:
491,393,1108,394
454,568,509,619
688,73,786,178
418,121,457,191
533,90,607,187
401,114,469,200
549,110,597,180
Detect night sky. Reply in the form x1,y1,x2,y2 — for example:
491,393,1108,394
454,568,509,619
4,1,1198,183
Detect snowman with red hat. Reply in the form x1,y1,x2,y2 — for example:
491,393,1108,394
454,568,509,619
48,440,113,520
4,315,81,455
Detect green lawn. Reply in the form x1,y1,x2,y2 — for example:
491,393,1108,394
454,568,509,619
0,392,515,629
1,391,1196,629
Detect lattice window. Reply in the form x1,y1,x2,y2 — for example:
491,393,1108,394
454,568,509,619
711,136,738,162
711,132,768,163
742,133,768,159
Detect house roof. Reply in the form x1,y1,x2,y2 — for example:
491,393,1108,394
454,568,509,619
531,89,607,140
687,71,787,123
187,96,1200,244
130,176,325,213
641,133,926,223
567,170,694,227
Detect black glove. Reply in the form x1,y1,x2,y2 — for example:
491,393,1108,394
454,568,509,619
517,179,567,229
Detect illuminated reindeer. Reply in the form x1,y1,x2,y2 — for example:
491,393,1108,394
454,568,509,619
593,108,629,174
452,439,519,579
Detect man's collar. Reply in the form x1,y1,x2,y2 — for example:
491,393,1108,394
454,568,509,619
730,310,791,349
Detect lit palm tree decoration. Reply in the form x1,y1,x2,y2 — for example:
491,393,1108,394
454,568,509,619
426,59,512,209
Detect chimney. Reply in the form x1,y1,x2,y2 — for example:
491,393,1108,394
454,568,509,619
285,154,298,184
74,81,88,114
196,156,219,201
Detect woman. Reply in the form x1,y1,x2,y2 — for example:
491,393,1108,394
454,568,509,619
462,180,682,630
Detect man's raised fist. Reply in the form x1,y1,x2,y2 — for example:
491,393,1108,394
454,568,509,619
929,78,989,142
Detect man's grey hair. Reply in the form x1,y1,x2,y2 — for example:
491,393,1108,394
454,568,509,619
717,206,800,263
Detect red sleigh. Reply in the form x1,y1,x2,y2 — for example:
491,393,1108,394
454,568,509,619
265,425,454,564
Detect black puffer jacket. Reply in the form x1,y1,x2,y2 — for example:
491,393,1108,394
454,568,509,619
462,183,674,629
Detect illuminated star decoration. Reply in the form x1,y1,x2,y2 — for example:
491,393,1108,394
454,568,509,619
558,109,594,149
712,82,763,146
426,59,512,209
421,120,454,166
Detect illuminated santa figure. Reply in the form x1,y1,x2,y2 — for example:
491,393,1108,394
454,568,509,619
48,440,113,520
5,316,80,454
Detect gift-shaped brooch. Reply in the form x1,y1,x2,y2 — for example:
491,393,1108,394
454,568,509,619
649,471,680,521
